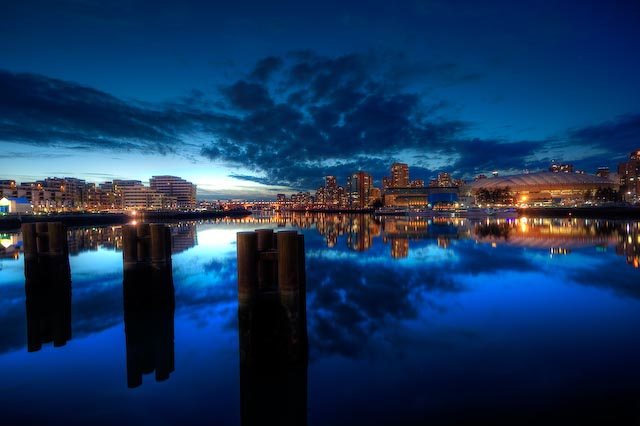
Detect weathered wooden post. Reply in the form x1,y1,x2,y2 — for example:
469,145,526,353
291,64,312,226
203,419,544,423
136,223,151,263
256,229,275,289
122,224,138,269
277,231,300,292
237,228,308,426
123,223,172,268
21,223,37,261
237,231,259,298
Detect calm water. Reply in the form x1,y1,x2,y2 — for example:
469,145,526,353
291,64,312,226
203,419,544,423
1,214,639,425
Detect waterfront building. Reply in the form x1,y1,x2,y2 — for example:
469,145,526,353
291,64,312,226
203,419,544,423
467,171,618,205
150,175,197,209
549,162,574,173
618,149,640,202
390,163,409,188
120,185,168,210
0,196,32,214
347,171,372,209
595,167,611,179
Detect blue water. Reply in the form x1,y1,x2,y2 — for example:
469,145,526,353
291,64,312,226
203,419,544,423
1,215,639,425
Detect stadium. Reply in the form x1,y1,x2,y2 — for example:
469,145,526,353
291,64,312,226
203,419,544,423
466,171,618,205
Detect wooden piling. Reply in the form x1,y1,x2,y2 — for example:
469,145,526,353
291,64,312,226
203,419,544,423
21,223,37,261
277,231,300,292
36,222,49,255
150,224,168,264
48,222,66,256
122,225,138,268
237,232,259,297
256,229,275,289
136,223,151,263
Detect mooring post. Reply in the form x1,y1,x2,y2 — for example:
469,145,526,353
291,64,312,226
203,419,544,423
136,223,151,263
150,224,168,265
256,229,275,289
21,223,37,261
35,222,49,255
122,225,138,269
277,231,300,292
237,231,259,298
48,222,66,256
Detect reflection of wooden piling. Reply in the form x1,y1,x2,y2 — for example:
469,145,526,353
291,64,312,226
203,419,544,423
122,223,174,389
123,261,175,389
123,224,171,269
237,228,308,425
22,222,72,352
238,269,308,425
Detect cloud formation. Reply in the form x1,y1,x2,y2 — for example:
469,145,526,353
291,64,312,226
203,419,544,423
2,51,639,190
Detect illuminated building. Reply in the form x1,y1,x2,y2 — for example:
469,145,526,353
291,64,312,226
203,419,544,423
390,163,409,188
120,185,167,210
549,162,574,173
617,149,640,202
347,171,372,209
150,175,197,209
595,167,610,179
0,196,32,214
468,171,618,205
410,179,424,188
390,238,409,258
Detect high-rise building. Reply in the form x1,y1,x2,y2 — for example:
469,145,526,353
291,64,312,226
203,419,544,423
391,163,409,188
618,149,640,202
595,167,611,179
549,162,574,173
437,172,452,187
150,176,197,209
347,171,372,209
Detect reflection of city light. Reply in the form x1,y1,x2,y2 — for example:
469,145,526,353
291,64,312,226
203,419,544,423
131,220,137,225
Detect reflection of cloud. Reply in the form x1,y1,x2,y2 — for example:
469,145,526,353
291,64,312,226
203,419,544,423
305,251,467,359
568,267,640,299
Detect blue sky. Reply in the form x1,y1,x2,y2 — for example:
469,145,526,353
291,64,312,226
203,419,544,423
1,0,639,199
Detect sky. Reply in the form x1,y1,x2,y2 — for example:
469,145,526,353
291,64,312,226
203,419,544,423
1,0,640,199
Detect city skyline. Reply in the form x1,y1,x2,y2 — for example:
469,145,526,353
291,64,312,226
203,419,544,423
2,1,640,199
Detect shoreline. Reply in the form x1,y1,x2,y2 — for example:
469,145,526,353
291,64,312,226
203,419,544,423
0,209,251,231
519,206,640,219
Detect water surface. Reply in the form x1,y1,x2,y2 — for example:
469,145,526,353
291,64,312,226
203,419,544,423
1,214,639,425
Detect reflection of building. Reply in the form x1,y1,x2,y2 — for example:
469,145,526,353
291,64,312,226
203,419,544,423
616,222,639,268
346,214,380,252
170,224,197,253
123,262,175,388
238,283,307,425
390,238,409,258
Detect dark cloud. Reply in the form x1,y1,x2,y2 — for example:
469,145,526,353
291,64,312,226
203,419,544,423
249,56,284,82
201,52,478,187
568,113,640,161
0,69,222,155
221,80,274,111
5,51,637,191
451,137,549,176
